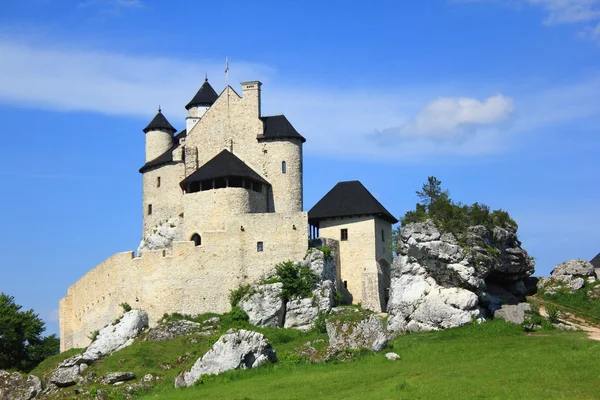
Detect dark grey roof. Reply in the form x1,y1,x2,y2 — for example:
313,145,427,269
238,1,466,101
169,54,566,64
591,253,600,268
139,130,186,173
308,181,398,224
185,78,219,110
180,150,269,189
258,115,306,143
143,109,177,134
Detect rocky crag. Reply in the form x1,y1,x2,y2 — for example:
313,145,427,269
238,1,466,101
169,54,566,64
238,240,338,331
387,220,535,333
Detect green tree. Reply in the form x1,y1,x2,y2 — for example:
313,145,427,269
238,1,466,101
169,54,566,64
0,293,59,372
416,176,448,212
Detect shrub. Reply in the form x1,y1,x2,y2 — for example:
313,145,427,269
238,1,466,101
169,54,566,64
313,312,328,334
120,302,132,312
275,261,319,302
224,306,249,325
400,176,518,246
316,246,332,261
88,330,99,341
229,285,252,308
546,305,561,324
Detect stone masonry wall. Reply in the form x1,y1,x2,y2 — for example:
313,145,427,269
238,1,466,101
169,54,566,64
142,162,185,239
59,211,308,351
319,216,379,310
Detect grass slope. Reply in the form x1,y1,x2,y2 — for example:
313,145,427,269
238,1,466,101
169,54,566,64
143,320,600,400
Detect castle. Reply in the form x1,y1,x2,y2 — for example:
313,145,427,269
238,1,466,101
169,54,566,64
59,78,397,351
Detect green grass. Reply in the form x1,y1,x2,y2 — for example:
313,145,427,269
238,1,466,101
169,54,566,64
537,281,600,325
142,320,600,400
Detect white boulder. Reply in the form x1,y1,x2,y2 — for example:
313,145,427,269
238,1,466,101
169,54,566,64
239,283,285,327
326,314,388,352
177,329,276,387
82,310,148,362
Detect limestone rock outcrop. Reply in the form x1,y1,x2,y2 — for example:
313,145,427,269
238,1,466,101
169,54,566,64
0,370,42,400
388,220,535,333
538,259,596,295
147,320,202,341
326,313,388,352
239,283,285,328
176,329,276,387
82,310,148,362
100,372,135,385
137,216,182,254
493,303,531,324
239,243,338,330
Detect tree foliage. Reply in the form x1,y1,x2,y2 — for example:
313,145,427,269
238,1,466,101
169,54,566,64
397,176,517,248
0,293,59,372
274,261,319,302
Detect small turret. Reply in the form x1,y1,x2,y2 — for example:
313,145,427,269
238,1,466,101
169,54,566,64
143,107,176,162
185,76,218,133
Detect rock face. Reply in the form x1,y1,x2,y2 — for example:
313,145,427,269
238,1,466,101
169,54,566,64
239,243,339,330
326,314,388,352
177,329,276,387
388,220,535,333
239,283,285,328
82,310,148,362
137,216,182,254
49,355,87,387
147,320,202,341
538,259,596,295
100,372,135,385
0,371,42,400
493,303,531,324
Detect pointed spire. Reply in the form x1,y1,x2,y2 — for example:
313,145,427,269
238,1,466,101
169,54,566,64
143,108,176,134
205,73,208,82
185,77,218,110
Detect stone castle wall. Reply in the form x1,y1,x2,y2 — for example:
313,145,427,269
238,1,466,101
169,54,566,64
59,211,309,351
319,216,393,312
142,162,185,238
145,129,173,162
182,187,268,235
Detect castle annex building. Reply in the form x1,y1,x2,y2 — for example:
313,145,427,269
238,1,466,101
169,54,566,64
59,78,397,351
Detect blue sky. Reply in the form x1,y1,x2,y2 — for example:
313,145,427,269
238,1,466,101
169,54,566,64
1,0,599,335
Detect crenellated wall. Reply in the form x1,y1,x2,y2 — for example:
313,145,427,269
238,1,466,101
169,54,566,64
59,211,308,351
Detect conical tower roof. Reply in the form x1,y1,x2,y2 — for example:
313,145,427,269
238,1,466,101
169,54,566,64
185,77,218,110
143,108,177,134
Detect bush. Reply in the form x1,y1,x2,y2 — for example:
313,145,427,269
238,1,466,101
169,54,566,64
316,246,332,261
229,285,253,308
223,306,249,325
313,312,328,334
120,303,132,312
275,261,319,302
546,305,561,324
399,177,518,246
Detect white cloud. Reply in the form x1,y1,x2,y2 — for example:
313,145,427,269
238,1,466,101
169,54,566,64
78,0,143,16
0,39,598,162
377,95,513,139
455,0,600,42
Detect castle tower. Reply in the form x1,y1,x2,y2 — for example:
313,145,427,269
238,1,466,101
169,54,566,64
185,76,218,134
143,108,177,162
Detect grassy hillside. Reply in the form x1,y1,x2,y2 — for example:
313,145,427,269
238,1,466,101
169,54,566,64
143,320,599,400
34,315,600,399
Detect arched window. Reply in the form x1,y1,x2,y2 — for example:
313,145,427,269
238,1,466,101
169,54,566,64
282,161,287,174
191,233,201,246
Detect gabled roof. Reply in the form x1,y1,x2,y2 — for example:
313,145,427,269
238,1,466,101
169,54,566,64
591,253,600,269
308,181,398,224
180,150,269,189
258,115,306,143
139,130,186,173
143,109,177,134
185,78,219,110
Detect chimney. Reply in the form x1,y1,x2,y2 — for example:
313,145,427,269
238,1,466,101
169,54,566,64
241,81,262,117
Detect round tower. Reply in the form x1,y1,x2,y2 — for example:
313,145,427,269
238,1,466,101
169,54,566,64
143,108,177,162
185,76,218,133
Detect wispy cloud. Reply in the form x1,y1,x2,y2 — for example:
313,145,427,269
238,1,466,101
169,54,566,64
78,0,143,17
455,0,600,42
0,39,599,161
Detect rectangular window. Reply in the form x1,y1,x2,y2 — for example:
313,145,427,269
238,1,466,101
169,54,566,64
381,229,385,242
157,176,161,187
341,228,348,241
147,204,152,215
257,241,264,252
343,280,348,288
